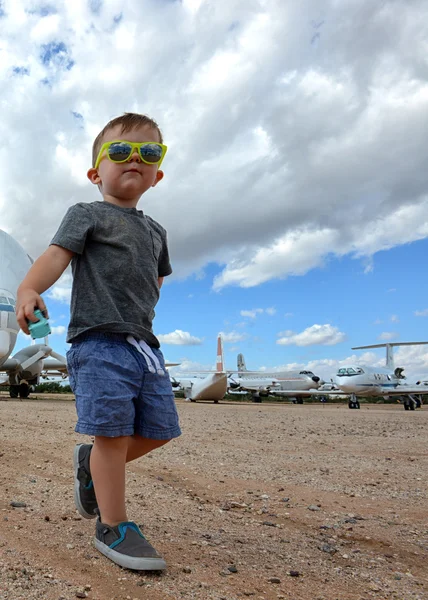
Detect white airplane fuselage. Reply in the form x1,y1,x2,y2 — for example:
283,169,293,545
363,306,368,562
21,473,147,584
231,371,320,393
336,364,408,397
0,230,32,368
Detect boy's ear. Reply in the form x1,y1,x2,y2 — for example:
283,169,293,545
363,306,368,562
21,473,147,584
87,167,101,185
152,170,164,187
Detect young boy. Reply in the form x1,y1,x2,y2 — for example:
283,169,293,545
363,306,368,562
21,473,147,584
16,113,181,571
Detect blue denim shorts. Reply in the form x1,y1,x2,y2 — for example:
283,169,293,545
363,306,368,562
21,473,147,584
66,332,181,439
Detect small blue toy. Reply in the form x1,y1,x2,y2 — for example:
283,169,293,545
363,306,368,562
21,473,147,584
28,309,51,339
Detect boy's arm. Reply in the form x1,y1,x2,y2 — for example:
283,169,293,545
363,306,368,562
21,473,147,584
16,244,74,334
158,277,164,289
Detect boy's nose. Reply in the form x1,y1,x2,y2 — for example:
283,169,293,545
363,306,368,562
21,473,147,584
128,150,141,162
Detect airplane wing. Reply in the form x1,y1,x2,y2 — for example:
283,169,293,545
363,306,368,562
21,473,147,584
271,389,345,397
0,358,20,371
0,345,68,386
378,386,428,396
42,358,68,373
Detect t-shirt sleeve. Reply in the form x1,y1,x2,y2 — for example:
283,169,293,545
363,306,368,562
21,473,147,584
158,232,172,277
50,204,94,255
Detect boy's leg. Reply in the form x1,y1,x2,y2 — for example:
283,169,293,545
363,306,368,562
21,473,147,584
90,435,169,526
90,435,128,526
74,435,171,520
126,435,169,462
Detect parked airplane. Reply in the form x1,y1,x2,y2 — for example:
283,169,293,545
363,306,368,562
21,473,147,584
170,334,228,402
335,342,428,410
227,353,321,402
284,342,428,410
0,229,67,398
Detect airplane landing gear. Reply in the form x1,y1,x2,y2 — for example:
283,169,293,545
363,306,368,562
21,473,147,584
252,392,262,403
9,383,30,399
403,396,417,411
19,383,30,399
9,385,19,398
348,394,360,409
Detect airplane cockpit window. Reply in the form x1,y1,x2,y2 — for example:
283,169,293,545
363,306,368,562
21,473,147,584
8,298,15,306
0,303,14,312
337,367,363,376
299,371,314,376
0,296,7,303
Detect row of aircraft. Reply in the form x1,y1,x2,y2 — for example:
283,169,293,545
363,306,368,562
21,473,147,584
1,228,428,410
170,334,428,410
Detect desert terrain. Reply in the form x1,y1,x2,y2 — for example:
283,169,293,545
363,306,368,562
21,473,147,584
0,396,427,600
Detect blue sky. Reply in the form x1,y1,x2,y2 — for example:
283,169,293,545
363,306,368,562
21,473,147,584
2,0,428,381
14,235,428,380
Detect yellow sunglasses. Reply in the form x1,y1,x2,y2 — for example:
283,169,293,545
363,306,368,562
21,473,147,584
94,140,168,170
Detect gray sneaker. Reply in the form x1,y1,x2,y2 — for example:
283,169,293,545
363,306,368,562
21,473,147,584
94,518,167,571
73,444,98,519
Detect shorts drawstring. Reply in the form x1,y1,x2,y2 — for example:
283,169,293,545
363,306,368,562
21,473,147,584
126,335,165,376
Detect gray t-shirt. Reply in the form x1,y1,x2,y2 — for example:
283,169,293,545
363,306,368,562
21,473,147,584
50,201,172,346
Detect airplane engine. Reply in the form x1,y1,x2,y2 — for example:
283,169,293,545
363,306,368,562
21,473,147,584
8,344,53,386
228,377,241,390
0,330,10,359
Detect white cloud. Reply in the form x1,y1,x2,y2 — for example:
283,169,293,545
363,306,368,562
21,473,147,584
378,332,399,341
415,309,428,317
50,325,66,336
157,330,203,345
47,273,72,305
219,331,247,343
390,315,399,323
1,1,428,293
240,307,276,319
373,319,383,325
277,324,346,347
167,358,212,376
240,309,263,319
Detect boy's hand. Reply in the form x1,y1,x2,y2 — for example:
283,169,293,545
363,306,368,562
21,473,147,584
16,289,49,335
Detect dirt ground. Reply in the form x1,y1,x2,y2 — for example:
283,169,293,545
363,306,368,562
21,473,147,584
0,396,427,600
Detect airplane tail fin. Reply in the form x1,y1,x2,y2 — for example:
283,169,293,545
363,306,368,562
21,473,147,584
237,352,247,373
352,341,428,370
216,334,225,373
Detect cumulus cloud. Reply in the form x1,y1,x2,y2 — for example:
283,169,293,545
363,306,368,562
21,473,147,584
240,307,276,319
390,315,399,323
378,332,399,341
415,309,428,317
47,273,72,305
240,309,263,319
0,0,427,291
219,331,247,343
50,325,66,335
157,330,203,345
277,324,346,347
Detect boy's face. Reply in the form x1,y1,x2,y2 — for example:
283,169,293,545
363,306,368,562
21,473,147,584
87,124,164,206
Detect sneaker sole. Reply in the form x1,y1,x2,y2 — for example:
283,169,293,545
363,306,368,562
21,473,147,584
94,538,167,571
73,444,97,520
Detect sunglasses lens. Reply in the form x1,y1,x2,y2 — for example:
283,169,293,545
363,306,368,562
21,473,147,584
139,143,163,163
108,142,132,162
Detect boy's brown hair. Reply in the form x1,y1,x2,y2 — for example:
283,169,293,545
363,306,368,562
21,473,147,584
92,113,164,166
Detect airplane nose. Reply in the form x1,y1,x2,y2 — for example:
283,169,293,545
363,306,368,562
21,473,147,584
312,376,320,383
